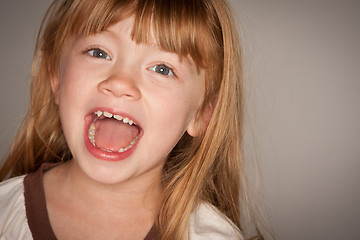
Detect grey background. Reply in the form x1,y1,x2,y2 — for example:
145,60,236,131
1,0,359,239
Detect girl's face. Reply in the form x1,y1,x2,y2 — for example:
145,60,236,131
51,16,205,185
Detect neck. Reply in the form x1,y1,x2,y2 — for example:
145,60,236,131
45,160,163,217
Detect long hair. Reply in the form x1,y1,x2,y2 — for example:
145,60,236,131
0,0,261,239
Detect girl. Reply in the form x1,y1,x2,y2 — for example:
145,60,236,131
0,0,264,239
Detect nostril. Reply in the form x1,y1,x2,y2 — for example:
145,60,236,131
98,85,112,95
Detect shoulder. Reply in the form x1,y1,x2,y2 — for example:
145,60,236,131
0,175,25,210
189,202,244,240
0,175,33,238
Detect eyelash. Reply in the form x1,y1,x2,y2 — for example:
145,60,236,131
148,64,176,77
85,47,111,60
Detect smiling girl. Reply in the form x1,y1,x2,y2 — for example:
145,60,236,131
0,0,263,239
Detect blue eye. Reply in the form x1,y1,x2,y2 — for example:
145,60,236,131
87,48,111,60
149,64,174,76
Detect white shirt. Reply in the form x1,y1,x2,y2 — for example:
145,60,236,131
0,175,32,239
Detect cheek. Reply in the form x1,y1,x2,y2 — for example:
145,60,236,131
151,89,200,130
57,67,88,131
58,64,91,105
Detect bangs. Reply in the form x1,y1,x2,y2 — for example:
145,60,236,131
61,0,223,69
132,0,223,69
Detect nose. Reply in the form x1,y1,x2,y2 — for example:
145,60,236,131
98,72,141,100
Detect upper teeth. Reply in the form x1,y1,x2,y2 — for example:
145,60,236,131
96,110,135,126
95,110,103,117
103,111,112,118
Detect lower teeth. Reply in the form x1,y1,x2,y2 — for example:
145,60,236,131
88,123,139,153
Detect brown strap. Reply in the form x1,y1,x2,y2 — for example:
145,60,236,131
24,163,58,240
144,224,161,240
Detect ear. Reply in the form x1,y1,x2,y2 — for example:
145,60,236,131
50,68,60,105
186,98,216,137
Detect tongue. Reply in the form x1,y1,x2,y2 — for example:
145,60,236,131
94,118,139,151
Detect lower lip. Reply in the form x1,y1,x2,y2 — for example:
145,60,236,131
83,120,140,162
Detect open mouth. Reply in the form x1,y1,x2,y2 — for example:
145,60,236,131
87,110,141,153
